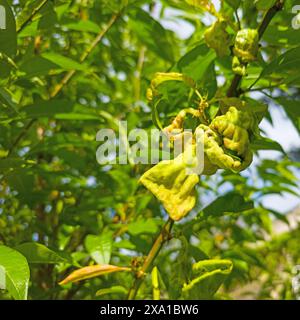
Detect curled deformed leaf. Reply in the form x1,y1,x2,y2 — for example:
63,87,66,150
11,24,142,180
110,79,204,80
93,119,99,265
96,285,127,297
182,259,233,299
140,146,200,221
147,72,195,101
59,264,131,285
200,106,255,172
232,55,247,76
233,28,259,62
204,18,231,57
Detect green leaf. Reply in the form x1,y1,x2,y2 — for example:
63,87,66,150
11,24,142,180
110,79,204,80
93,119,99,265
14,242,68,264
251,137,285,154
127,218,159,236
225,0,241,10
263,25,300,46
177,44,216,81
128,8,174,62
20,56,61,77
54,113,99,120
0,0,17,57
200,62,217,99
85,233,113,265
200,192,254,218
276,97,300,133
38,1,57,30
0,88,18,114
255,0,276,10
23,99,75,118
96,285,127,297
0,245,30,300
6,169,35,200
0,158,35,170
182,259,233,299
16,0,47,32
63,20,101,33
41,52,86,71
169,235,193,299
258,46,300,82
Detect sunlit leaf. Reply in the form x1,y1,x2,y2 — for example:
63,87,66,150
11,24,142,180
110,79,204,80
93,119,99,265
15,242,69,264
0,245,30,300
59,264,131,285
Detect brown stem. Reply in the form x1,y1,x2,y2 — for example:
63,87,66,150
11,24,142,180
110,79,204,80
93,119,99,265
127,217,174,300
227,0,285,97
257,0,285,39
17,0,49,33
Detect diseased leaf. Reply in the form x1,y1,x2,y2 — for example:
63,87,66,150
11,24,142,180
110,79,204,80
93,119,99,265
182,259,233,299
59,264,131,285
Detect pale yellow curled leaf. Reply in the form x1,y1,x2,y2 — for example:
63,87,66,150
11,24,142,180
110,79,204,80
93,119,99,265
59,264,131,285
140,146,199,221
233,28,259,62
199,105,255,172
204,18,231,57
147,72,195,101
151,72,184,88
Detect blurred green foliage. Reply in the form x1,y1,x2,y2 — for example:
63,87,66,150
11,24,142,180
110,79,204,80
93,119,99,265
0,0,299,300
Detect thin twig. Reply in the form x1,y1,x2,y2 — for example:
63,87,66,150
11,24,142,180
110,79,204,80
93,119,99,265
17,0,49,33
234,9,241,30
227,0,285,97
7,118,36,157
243,84,281,93
257,0,285,39
127,217,174,300
133,46,146,102
50,13,121,98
